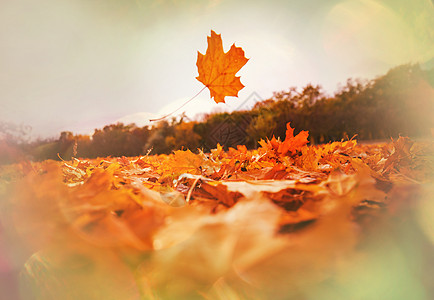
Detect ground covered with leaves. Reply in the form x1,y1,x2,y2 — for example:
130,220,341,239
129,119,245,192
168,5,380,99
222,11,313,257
1,125,434,300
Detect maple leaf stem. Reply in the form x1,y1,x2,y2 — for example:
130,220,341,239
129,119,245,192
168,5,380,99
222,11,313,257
149,86,208,122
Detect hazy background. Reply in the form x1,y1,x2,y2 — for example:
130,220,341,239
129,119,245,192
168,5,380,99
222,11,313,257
1,0,433,139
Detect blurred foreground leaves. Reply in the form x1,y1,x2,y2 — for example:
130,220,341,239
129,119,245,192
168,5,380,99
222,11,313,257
1,133,434,300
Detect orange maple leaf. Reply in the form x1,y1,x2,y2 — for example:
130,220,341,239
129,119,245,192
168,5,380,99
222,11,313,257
278,122,309,156
259,123,309,157
196,30,248,103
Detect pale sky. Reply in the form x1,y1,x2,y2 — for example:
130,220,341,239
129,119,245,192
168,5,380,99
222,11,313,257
1,0,433,139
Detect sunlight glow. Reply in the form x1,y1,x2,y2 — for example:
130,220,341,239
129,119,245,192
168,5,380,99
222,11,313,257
323,0,420,66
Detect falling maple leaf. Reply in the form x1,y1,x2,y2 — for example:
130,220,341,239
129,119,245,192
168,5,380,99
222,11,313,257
150,30,248,122
196,30,248,103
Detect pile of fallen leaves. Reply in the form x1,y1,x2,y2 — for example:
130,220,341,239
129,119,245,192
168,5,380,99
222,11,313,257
1,123,434,300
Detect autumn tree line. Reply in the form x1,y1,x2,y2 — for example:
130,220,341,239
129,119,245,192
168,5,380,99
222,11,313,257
1,63,433,164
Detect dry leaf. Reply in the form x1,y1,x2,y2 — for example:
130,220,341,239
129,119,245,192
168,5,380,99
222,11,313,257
2,133,433,300
196,30,248,103
278,122,309,156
